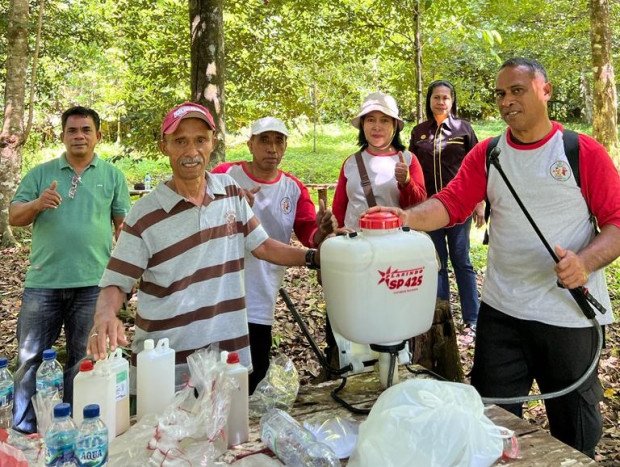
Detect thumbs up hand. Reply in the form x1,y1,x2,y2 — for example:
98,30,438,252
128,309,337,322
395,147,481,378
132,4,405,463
394,151,410,187
314,199,338,244
38,180,62,210
241,185,261,207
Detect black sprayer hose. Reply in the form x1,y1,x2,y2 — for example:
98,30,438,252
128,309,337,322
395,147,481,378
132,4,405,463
279,287,374,414
482,147,605,405
481,320,603,405
488,147,606,317
278,288,354,377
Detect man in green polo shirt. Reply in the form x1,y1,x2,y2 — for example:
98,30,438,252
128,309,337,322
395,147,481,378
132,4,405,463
9,106,131,434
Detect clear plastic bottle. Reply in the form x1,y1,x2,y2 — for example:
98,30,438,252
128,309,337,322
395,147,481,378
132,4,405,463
144,173,152,191
37,349,64,399
260,408,340,467
45,402,78,466
225,351,249,447
0,357,14,429
76,404,108,467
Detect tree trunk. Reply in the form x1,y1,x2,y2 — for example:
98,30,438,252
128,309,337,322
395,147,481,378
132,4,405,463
589,0,619,164
189,0,226,166
0,0,30,247
409,299,464,382
414,0,424,124
580,70,593,124
24,0,45,140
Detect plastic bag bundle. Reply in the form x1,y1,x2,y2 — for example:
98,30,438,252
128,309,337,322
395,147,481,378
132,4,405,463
109,346,234,466
31,390,62,436
249,354,299,417
348,379,504,467
0,440,29,467
1,429,43,466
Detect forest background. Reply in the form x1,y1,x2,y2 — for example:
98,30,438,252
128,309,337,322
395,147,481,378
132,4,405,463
1,1,619,198
1,0,620,463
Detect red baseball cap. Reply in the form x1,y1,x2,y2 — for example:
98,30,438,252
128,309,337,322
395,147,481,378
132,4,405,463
161,102,216,138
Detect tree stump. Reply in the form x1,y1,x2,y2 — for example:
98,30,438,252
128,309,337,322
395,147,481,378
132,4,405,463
409,298,464,382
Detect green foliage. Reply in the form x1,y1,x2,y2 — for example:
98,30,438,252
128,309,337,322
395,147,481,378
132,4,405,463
225,0,377,131
471,119,508,140
105,149,171,188
21,120,606,191
226,122,356,184
3,0,619,160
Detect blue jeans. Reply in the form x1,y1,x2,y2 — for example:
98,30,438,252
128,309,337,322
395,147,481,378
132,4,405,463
429,217,480,324
13,286,100,433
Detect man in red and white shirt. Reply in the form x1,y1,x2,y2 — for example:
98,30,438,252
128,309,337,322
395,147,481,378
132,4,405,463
213,117,336,393
367,58,620,459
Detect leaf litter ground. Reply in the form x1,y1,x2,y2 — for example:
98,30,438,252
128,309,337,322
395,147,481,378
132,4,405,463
1,246,618,464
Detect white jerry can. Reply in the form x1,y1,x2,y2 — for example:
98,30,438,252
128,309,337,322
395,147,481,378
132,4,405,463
321,211,438,346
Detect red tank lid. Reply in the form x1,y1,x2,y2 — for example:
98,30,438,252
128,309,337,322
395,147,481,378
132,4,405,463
79,360,94,372
359,211,402,230
227,351,240,364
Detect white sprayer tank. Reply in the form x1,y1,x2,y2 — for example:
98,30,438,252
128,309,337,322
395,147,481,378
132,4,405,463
321,212,438,346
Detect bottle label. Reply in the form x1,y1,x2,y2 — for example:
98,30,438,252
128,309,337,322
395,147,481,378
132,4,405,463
37,376,63,396
76,446,108,467
0,385,13,407
45,444,76,466
116,370,128,401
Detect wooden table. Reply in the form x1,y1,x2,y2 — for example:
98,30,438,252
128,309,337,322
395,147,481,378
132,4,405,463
305,183,336,207
129,189,151,198
220,366,598,466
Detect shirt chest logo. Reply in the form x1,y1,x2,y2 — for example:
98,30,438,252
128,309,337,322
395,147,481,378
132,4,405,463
225,210,237,238
549,160,572,182
280,197,292,214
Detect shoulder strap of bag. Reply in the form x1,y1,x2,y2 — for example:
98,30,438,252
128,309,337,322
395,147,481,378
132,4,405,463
483,129,594,245
562,129,580,187
355,150,377,207
482,136,501,245
562,129,598,232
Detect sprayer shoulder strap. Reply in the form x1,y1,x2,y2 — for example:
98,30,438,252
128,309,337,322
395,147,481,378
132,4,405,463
354,150,377,207
482,129,583,245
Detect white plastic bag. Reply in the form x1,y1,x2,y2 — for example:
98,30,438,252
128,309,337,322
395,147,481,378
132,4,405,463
109,347,232,466
348,379,504,467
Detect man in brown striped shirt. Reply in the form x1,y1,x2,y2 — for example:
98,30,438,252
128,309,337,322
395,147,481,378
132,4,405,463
86,102,320,389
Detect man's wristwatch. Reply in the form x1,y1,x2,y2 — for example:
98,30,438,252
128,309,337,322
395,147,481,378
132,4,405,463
305,249,320,270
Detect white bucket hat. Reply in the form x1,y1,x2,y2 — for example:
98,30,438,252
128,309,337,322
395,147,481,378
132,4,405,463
250,117,289,137
351,92,404,130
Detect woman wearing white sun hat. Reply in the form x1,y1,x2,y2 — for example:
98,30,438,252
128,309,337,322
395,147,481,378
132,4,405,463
324,92,427,377
332,92,426,229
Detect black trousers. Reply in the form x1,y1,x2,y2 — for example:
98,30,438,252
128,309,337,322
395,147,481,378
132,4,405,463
248,322,273,395
471,302,603,459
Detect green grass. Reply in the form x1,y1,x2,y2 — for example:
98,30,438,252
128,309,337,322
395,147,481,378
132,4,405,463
226,122,357,185
20,141,170,189
20,119,603,192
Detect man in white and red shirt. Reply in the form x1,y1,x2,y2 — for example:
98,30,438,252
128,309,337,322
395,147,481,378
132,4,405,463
368,58,620,459
212,117,336,393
